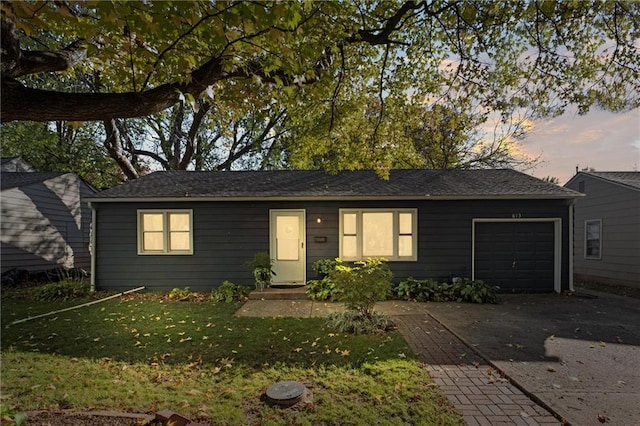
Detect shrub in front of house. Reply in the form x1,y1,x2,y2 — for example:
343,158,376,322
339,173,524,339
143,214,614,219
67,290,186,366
168,286,196,301
392,277,440,302
306,258,342,301
324,258,396,334
330,258,393,318
393,277,500,304
32,279,90,301
211,281,251,303
453,278,500,304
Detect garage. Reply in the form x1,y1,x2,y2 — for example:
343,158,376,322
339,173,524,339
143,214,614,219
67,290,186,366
473,220,558,293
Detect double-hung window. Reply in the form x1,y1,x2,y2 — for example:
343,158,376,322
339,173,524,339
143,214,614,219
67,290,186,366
339,209,417,261
584,219,602,259
138,210,193,255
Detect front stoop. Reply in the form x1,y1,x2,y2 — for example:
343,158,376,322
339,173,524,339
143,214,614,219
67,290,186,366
248,285,307,300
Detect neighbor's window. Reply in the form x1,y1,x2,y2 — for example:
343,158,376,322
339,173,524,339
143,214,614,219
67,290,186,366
585,219,601,259
339,209,417,261
138,210,193,255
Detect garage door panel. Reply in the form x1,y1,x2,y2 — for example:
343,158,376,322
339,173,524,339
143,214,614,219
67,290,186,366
474,221,555,292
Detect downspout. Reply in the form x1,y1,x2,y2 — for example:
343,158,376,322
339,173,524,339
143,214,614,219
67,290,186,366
569,200,575,292
89,201,97,292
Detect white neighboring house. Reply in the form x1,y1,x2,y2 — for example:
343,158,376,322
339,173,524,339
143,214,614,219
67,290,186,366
1,158,96,274
565,171,640,289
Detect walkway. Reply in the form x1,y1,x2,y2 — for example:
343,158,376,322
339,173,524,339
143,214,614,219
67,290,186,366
237,299,562,425
394,314,560,425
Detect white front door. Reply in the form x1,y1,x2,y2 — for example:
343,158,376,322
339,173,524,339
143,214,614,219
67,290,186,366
270,210,306,285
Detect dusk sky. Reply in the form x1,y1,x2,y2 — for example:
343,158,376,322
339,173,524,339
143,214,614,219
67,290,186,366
520,107,640,185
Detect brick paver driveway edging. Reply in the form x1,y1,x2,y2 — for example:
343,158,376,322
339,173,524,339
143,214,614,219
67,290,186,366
420,293,640,426
391,312,561,426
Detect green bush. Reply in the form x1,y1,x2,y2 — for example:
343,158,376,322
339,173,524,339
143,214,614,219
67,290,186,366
32,279,90,301
244,252,276,291
211,281,251,303
330,258,393,318
168,286,194,301
325,310,396,335
454,279,500,304
312,258,338,277
306,278,341,301
394,277,500,304
392,277,439,301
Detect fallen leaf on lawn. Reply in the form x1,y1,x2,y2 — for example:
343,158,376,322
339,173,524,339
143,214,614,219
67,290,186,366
211,367,221,374
547,366,556,372
398,353,406,358
549,335,555,340
597,413,609,423
294,347,302,352
599,341,606,347
341,349,350,356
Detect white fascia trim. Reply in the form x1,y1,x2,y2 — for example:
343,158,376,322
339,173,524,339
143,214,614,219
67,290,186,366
84,194,581,203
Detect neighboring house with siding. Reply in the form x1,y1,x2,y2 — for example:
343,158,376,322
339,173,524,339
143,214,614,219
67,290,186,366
564,171,640,289
86,169,581,294
1,161,96,274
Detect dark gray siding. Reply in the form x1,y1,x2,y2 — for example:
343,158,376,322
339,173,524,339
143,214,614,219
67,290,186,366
93,198,572,293
566,175,640,288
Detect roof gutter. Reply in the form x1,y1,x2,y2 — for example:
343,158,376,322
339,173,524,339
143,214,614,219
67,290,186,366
84,194,584,203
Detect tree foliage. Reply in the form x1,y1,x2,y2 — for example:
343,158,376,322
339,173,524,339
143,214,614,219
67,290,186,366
0,121,122,188
1,1,638,175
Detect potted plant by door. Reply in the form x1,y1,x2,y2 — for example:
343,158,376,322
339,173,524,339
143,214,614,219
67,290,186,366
245,252,276,291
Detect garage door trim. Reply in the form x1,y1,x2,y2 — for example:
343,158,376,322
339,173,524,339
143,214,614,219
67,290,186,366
472,218,562,293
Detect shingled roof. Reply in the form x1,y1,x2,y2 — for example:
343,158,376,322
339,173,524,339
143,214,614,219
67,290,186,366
1,172,68,191
575,171,640,191
87,169,581,201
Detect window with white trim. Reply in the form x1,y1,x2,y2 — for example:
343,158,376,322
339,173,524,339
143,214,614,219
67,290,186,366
339,209,417,261
584,219,601,259
138,210,193,255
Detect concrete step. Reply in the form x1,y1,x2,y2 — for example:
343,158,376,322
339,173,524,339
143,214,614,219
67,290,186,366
248,285,308,300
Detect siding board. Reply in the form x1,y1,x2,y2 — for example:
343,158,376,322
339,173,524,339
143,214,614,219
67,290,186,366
94,199,571,293
566,174,640,288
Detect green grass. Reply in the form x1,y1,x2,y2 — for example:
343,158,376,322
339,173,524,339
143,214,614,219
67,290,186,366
1,294,464,425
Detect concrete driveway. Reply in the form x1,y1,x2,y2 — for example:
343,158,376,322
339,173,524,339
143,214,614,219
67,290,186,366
424,291,640,426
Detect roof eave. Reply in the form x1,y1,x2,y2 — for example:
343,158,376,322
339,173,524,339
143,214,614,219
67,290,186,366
566,172,640,192
84,194,583,203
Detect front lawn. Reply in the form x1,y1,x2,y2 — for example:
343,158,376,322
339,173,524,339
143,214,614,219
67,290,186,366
1,294,463,425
